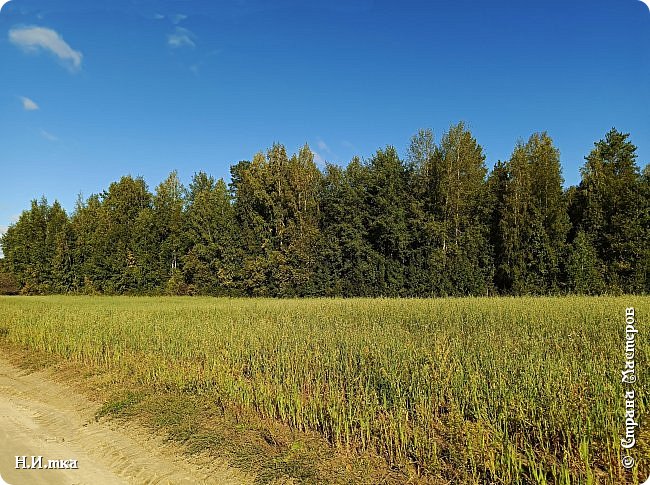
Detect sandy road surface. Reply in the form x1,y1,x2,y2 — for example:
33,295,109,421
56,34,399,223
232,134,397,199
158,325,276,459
0,357,251,485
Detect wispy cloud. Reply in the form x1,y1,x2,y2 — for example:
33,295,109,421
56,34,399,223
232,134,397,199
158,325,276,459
171,14,187,24
9,25,83,71
153,13,187,23
168,27,195,48
40,129,58,142
20,96,39,111
317,139,331,153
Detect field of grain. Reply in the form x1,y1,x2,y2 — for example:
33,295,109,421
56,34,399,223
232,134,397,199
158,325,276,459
0,296,648,484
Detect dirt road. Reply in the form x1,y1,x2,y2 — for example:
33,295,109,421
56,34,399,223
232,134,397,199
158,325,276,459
0,357,251,485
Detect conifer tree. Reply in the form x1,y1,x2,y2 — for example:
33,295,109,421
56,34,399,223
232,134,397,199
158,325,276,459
184,173,236,294
578,128,644,292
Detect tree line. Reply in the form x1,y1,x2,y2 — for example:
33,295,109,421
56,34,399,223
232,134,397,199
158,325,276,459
1,124,648,296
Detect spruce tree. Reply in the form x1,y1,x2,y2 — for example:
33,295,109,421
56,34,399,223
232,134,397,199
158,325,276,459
579,128,644,292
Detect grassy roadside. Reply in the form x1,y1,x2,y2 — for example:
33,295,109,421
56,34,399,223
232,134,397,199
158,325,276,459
0,342,409,484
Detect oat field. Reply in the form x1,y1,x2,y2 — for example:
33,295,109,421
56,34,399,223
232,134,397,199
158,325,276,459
0,296,648,484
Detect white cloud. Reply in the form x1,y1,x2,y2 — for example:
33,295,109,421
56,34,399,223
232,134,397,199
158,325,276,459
20,96,39,111
9,26,83,71
168,27,195,48
40,129,58,142
171,14,187,24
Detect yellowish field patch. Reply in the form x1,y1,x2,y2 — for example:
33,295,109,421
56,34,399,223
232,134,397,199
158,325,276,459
0,296,648,484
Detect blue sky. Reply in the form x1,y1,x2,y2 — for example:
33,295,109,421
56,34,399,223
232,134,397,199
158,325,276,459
1,0,649,245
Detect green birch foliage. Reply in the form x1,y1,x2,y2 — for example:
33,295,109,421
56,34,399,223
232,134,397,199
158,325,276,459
98,176,153,293
496,142,540,293
406,129,438,295
152,171,186,288
281,145,323,296
48,201,74,293
494,133,568,294
527,132,570,290
69,194,104,293
410,123,491,295
0,128,646,296
230,153,273,295
230,145,323,296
